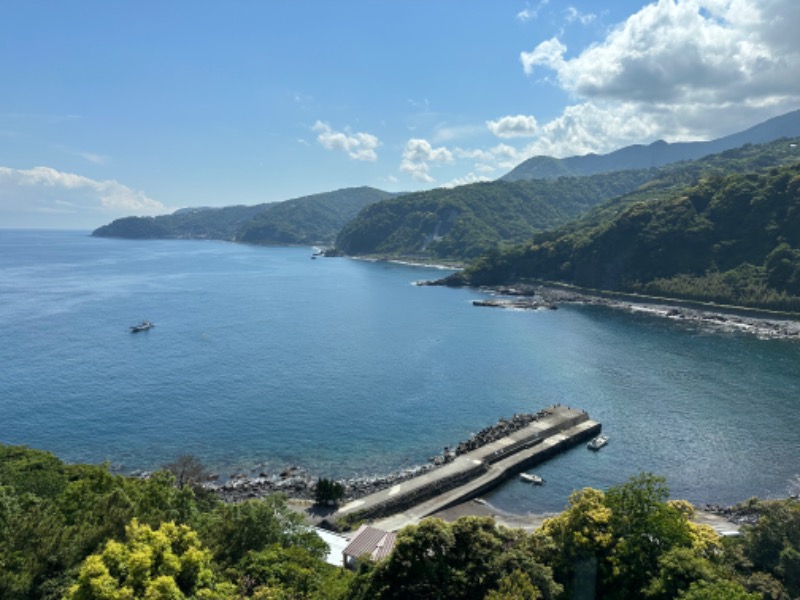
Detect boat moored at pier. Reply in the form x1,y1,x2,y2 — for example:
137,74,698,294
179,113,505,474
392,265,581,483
520,473,544,484
588,435,608,450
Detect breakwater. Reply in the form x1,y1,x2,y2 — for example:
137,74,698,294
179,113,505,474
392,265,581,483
211,409,566,503
326,405,600,531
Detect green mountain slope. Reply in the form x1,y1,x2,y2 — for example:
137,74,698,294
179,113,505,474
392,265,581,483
236,187,394,245
92,204,264,240
502,108,800,181
336,137,800,262
335,172,656,260
92,186,394,245
452,159,800,311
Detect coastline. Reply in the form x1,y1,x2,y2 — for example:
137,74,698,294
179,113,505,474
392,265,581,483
429,497,744,537
472,283,800,340
209,410,562,504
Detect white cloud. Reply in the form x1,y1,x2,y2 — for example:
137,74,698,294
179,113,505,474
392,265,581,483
399,139,454,183
517,0,800,156
77,151,108,165
565,6,596,25
431,123,485,143
520,37,566,75
0,166,168,228
442,173,492,188
312,121,381,161
292,92,314,110
517,0,549,22
408,98,430,111
486,115,539,138
455,143,523,173
520,103,664,157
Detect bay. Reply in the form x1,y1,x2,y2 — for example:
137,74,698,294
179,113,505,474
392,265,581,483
1,229,799,513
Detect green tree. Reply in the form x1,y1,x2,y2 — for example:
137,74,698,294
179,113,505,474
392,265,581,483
235,544,351,599
603,473,693,599
349,516,561,600
65,519,228,599
643,546,718,600
678,579,760,600
314,478,345,506
534,487,612,599
200,496,326,569
485,570,541,600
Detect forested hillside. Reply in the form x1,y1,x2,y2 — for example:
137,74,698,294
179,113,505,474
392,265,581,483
336,171,656,260
92,187,394,246
92,204,265,240
450,160,800,312
3,444,799,599
237,187,395,245
336,137,800,262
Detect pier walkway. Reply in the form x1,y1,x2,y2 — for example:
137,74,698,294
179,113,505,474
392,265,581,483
328,405,600,532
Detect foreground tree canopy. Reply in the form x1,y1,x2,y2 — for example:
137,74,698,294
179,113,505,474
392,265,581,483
1,444,799,599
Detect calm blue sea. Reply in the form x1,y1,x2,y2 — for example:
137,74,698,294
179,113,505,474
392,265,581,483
2,229,799,513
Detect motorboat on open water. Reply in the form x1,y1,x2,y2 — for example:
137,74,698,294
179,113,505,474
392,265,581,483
129,320,155,333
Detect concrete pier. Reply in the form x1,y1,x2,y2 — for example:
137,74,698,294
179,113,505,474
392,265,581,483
327,405,600,532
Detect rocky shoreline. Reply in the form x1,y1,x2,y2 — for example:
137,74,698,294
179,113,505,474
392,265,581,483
472,284,800,340
207,410,557,504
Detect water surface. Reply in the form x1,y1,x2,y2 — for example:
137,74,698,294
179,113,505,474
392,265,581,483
2,230,798,512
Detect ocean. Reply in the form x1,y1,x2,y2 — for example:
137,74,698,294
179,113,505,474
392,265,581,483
2,229,799,513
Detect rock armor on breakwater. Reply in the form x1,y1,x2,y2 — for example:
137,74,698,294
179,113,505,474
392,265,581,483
452,408,554,457
209,409,560,504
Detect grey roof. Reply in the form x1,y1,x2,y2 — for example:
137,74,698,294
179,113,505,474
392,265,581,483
342,525,397,562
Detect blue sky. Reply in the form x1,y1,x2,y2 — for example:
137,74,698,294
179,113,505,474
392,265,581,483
2,0,799,229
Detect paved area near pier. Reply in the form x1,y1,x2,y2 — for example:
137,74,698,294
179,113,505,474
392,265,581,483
329,405,600,532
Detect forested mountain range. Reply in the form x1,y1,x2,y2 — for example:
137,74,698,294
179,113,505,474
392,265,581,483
336,136,800,261
502,108,800,181
92,111,800,265
92,187,395,245
335,171,656,259
446,144,800,312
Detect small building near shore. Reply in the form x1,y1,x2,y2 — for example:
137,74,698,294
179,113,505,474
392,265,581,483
342,524,397,570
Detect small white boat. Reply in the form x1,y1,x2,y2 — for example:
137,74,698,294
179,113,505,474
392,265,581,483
520,473,544,484
588,435,609,450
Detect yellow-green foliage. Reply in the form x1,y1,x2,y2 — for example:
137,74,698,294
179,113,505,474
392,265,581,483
538,487,614,556
66,520,219,599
